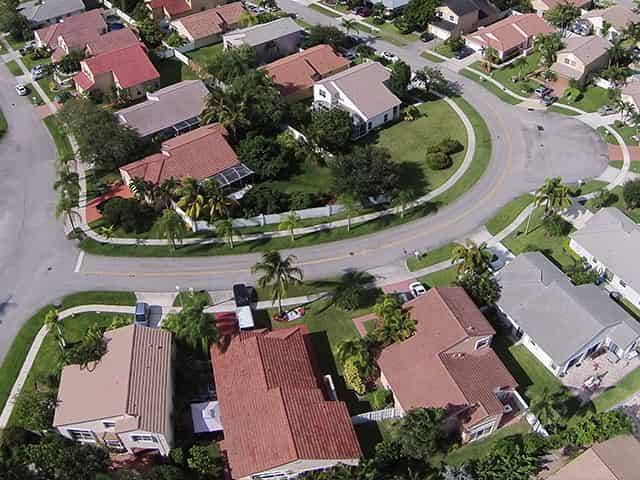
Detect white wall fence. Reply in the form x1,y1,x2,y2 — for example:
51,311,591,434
526,412,549,437
102,2,138,26
351,408,404,425
161,40,198,55
593,76,613,90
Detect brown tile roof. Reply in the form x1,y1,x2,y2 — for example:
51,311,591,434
584,5,640,30
148,0,191,16
548,435,640,480
35,8,106,48
86,28,140,57
557,35,611,64
376,287,517,427
53,325,172,436
465,14,554,53
211,328,362,479
261,44,350,96
172,2,246,40
540,0,591,9
119,123,240,185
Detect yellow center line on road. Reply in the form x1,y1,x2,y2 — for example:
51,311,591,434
82,98,513,279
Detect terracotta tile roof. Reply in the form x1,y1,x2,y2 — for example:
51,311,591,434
54,325,172,437
35,8,106,48
261,44,350,96
58,25,102,50
376,287,517,427
73,70,94,90
148,0,191,16
540,0,591,9
86,28,140,57
172,2,246,40
82,43,159,89
211,328,362,479
119,123,240,184
465,14,554,53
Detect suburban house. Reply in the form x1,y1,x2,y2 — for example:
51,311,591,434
583,5,640,41
260,44,350,102
531,0,591,17
548,435,640,480
428,0,503,40
211,327,362,479
621,79,640,111
373,287,526,444
550,35,611,85
223,17,303,63
313,61,402,138
33,9,106,54
116,80,209,140
18,0,86,27
496,252,640,377
170,1,246,49
465,13,555,60
570,208,640,309
53,325,174,456
146,0,224,22
119,123,253,191
84,28,140,58
73,44,160,100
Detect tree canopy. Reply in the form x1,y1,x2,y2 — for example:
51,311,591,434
205,45,259,84
308,108,353,153
163,293,219,353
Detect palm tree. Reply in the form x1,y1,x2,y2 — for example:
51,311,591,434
203,180,238,220
279,211,300,242
215,217,237,248
157,209,188,251
530,387,569,432
152,177,178,212
99,224,115,239
44,309,65,349
336,337,373,373
238,11,258,28
201,86,248,141
512,56,528,82
129,176,152,201
607,41,628,68
341,18,356,36
338,194,359,232
393,190,414,218
535,33,562,68
176,177,204,228
55,191,80,233
252,250,304,314
53,169,77,194
483,46,499,72
451,239,492,275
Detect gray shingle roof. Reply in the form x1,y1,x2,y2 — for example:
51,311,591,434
497,252,640,366
223,17,301,47
571,208,640,295
19,0,85,24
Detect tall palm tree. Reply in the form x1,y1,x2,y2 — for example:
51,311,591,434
53,169,77,194
338,194,358,232
129,177,152,201
176,177,204,228
55,191,80,233
44,309,65,349
203,180,238,220
252,250,304,314
201,85,248,141
607,41,628,68
451,239,492,275
393,190,414,218
483,46,499,72
512,56,528,82
157,209,188,251
341,18,356,36
215,217,237,248
279,211,300,242
152,177,178,212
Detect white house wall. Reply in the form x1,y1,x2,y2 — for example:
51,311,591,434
521,334,561,376
247,458,359,480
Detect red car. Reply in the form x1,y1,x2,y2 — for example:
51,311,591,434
356,6,371,16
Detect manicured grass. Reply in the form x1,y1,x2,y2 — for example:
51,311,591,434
485,193,534,236
262,158,334,196
434,43,455,58
460,68,521,105
255,277,338,301
420,51,445,63
6,35,27,51
21,55,51,72
620,298,640,321
59,291,137,310
173,290,212,307
609,160,640,173
36,76,70,101
592,366,640,412
153,57,198,87
362,17,419,45
613,125,638,146
445,420,531,466
474,52,541,97
185,43,223,68
418,265,458,288
360,98,468,196
294,18,313,30
0,305,54,413
363,318,376,333
319,1,349,13
354,418,398,457
585,186,640,223
569,179,608,196
309,3,341,16
406,242,455,271
43,115,74,163
558,86,610,113
0,108,6,137
26,83,45,106
548,105,581,116
502,206,576,271
5,59,23,76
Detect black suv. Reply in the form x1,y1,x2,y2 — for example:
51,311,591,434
233,284,251,307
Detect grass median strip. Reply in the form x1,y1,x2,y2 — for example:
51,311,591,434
609,160,640,173
59,290,137,310
308,3,341,17
460,69,521,106
420,51,445,63
0,108,6,137
42,115,73,163
485,193,534,236
406,243,454,271
5,60,22,76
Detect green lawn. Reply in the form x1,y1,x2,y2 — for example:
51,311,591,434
186,43,223,68
0,305,54,413
406,242,455,271
153,57,198,88
585,186,640,223
474,52,541,97
362,18,420,45
360,98,468,197
485,193,534,236
502,206,576,271
36,76,71,101
620,298,640,321
43,115,74,164
548,105,581,116
255,274,363,301
434,43,455,58
21,55,51,72
173,290,212,307
59,291,137,310
0,108,6,137
308,3,341,17
612,125,638,146
319,1,349,12
261,158,334,196
6,35,26,51
460,69,521,105
420,51,445,63
609,160,640,173
5,60,22,76
418,265,458,288
569,179,608,196
592,366,640,412
558,86,610,113
354,418,398,457
26,83,45,106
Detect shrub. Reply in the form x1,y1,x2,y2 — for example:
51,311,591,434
289,191,317,210
343,358,367,395
623,178,640,209
370,389,393,409
101,198,155,233
592,188,616,209
542,213,571,236
166,32,185,47
426,151,452,170
237,135,291,181
567,260,599,285
438,137,463,155
241,185,290,216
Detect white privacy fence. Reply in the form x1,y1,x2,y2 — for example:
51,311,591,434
102,2,137,26
351,408,404,425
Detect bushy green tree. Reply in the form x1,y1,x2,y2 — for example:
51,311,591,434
163,294,219,353
397,408,446,460
389,60,411,100
12,390,57,433
402,0,441,31
456,270,501,307
137,17,163,47
237,134,291,180
566,260,599,286
205,45,259,83
101,198,155,234
542,213,571,237
545,3,581,35
623,178,640,209
241,185,290,216
187,445,222,478
469,434,546,480
300,25,348,50
309,108,353,153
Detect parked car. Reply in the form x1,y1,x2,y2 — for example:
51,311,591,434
233,283,251,307
610,291,623,303
598,105,616,116
453,47,472,60
356,6,371,16
19,42,35,56
409,282,427,297
135,302,150,326
541,94,557,106
383,8,396,19
420,31,434,42
31,65,49,80
381,51,399,63
570,20,592,36
396,291,414,304
15,83,28,96
534,85,552,98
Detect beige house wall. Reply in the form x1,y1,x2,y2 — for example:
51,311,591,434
243,458,359,480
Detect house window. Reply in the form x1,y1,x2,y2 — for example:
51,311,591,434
475,337,490,350
68,429,95,442
620,279,627,288
367,121,372,130
564,58,570,64
383,113,388,122
468,422,495,441
319,89,326,98
131,434,158,443
103,421,116,428
449,15,454,21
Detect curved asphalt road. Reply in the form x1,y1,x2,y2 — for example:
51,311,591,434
0,5,609,362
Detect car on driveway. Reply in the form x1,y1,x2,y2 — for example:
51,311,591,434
420,31,433,42
409,282,427,297
19,42,35,56
598,105,616,116
541,94,557,106
396,291,414,304
453,47,473,60
381,51,399,63
135,302,150,326
15,83,28,96
31,65,49,80
535,85,552,98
